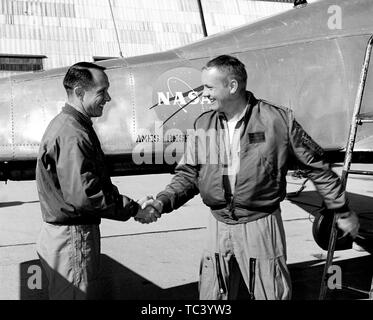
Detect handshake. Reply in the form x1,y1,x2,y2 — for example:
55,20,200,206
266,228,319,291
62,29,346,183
134,196,163,224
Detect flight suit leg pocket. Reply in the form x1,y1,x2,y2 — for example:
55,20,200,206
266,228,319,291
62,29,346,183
274,257,292,300
199,252,223,300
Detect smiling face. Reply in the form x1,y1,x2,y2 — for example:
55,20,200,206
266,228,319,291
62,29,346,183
201,67,232,113
82,69,111,118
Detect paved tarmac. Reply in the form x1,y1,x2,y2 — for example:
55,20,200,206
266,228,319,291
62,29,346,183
0,164,372,300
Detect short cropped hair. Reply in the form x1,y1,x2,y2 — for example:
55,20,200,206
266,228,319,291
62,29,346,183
204,55,247,87
63,62,106,93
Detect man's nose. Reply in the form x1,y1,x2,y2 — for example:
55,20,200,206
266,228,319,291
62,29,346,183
106,92,111,102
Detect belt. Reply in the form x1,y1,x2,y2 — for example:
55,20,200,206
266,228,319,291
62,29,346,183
210,203,279,213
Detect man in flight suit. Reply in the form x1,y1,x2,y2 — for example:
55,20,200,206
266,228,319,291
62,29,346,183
142,55,359,300
36,62,158,300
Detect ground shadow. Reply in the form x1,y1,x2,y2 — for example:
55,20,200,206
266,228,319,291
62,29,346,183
290,255,373,300
19,254,198,300
99,255,198,300
20,259,49,300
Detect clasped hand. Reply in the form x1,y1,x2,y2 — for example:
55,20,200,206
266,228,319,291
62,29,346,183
336,210,360,239
134,196,163,224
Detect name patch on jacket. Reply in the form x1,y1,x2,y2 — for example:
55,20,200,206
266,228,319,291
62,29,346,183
248,132,265,144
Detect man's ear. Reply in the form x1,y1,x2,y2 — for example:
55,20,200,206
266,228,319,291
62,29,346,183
229,79,239,94
74,87,85,100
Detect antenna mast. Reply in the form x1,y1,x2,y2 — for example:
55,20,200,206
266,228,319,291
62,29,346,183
108,0,124,58
197,0,208,37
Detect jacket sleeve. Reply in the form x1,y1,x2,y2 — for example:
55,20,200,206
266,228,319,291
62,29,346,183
288,110,349,212
56,134,139,221
156,129,200,213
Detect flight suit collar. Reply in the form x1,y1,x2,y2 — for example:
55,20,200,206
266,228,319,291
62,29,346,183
240,91,258,136
62,103,93,127
241,91,258,124
217,91,258,130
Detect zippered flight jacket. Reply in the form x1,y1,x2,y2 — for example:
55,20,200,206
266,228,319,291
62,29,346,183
36,104,139,225
157,92,348,224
